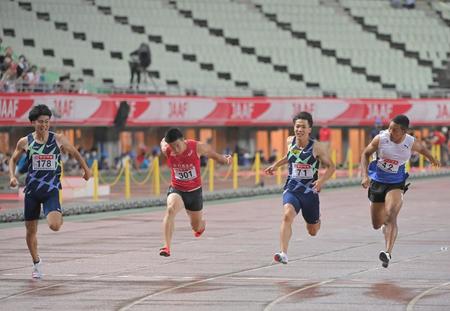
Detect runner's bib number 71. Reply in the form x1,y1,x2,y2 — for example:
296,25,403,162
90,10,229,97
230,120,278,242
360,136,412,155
292,163,314,179
32,154,56,171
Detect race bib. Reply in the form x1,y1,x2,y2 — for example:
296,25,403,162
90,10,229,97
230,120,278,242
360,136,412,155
174,167,197,181
291,163,313,179
32,154,56,171
377,158,400,173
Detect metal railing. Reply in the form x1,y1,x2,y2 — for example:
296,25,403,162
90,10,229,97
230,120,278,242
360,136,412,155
1,80,449,98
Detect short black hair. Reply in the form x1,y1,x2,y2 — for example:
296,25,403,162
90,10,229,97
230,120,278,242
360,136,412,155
392,114,409,130
293,111,313,128
28,104,52,122
164,128,183,143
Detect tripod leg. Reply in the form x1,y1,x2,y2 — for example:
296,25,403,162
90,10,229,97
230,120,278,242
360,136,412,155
147,72,159,92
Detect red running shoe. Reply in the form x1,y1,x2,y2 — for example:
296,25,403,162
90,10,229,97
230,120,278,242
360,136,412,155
194,222,206,237
159,246,170,257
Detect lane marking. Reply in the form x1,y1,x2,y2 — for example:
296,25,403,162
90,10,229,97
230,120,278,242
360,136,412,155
262,248,450,310
118,262,281,311
264,279,336,311
406,281,450,311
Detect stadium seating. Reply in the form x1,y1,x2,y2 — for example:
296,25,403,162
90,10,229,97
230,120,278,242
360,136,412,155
1,0,448,97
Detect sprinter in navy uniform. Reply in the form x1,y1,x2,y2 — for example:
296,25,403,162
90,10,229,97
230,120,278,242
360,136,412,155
361,115,440,268
265,112,335,264
9,104,91,279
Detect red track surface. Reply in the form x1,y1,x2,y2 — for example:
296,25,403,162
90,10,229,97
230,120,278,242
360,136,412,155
0,177,449,310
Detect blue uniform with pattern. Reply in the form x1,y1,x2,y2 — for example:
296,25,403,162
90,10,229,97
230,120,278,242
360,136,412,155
282,137,321,224
24,131,62,220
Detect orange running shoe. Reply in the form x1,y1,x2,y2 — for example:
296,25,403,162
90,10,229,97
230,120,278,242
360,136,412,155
159,246,170,257
194,222,206,237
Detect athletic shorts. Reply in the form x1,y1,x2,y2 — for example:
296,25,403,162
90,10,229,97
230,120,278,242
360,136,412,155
368,180,409,203
167,186,203,211
282,190,320,224
24,189,61,221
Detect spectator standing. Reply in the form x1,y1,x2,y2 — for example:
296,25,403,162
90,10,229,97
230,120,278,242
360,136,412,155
429,128,448,166
318,123,331,153
129,43,151,87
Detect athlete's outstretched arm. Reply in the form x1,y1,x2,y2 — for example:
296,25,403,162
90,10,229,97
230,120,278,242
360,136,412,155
360,135,380,188
264,156,288,175
312,142,336,192
264,136,293,175
197,142,231,165
56,134,91,181
411,140,440,167
8,137,27,187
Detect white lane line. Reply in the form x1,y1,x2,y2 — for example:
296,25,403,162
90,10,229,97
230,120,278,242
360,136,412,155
406,281,450,311
117,238,448,310
263,279,336,311
263,247,450,310
118,262,282,311
0,283,66,301
1,273,79,277
229,276,310,282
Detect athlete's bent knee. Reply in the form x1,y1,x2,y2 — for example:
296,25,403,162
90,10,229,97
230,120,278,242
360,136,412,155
308,229,318,236
166,205,178,217
307,223,320,236
372,222,383,230
48,223,61,231
283,211,295,223
385,210,399,224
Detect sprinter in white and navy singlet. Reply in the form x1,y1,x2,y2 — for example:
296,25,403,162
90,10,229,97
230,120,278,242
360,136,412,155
23,131,62,221
283,137,321,224
284,137,320,195
361,115,440,268
265,112,335,265
25,132,62,191
9,104,91,279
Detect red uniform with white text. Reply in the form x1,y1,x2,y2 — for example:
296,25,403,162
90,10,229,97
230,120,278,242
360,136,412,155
166,140,202,191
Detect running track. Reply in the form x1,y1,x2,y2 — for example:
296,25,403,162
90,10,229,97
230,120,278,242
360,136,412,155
0,177,449,310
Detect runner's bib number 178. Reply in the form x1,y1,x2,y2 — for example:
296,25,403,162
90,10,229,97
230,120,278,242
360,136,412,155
32,154,56,171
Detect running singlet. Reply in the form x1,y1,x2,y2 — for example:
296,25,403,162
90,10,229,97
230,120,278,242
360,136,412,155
24,132,62,194
167,140,202,191
284,137,320,194
368,130,414,184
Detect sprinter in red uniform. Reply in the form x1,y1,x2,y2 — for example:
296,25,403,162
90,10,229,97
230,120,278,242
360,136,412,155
159,128,232,257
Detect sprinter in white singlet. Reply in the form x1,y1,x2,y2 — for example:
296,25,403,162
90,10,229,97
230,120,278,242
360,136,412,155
361,115,440,268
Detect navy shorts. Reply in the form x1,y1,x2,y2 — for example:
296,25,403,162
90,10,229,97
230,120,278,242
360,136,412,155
282,190,320,224
167,186,203,211
24,189,62,221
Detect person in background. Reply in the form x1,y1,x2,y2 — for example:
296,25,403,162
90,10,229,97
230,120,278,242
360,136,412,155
318,123,331,153
129,43,151,87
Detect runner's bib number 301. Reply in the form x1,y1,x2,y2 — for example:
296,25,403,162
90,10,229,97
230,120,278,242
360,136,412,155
32,154,56,171
292,163,314,179
377,158,400,173
174,167,197,181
